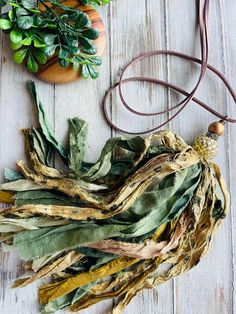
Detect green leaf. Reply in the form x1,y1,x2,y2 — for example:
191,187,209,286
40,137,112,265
34,50,47,64
10,29,23,43
27,55,39,73
72,60,80,71
27,81,68,160
17,16,33,29
89,56,102,66
88,65,99,79
8,10,15,21
69,38,79,47
60,14,69,21
68,11,80,21
43,44,57,57
68,118,88,176
10,41,23,50
81,28,99,40
47,23,57,29
78,37,93,49
22,0,34,9
43,34,57,45
33,38,46,48
82,46,97,55
21,36,32,46
34,16,48,27
16,8,29,17
13,48,27,64
75,12,91,29
58,48,70,59
67,46,79,55
81,64,89,79
0,19,12,30
58,58,69,68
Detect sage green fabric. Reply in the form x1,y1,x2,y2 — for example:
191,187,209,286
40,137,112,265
14,190,85,207
28,81,67,160
13,164,201,260
4,168,24,181
29,128,54,167
0,81,229,314
68,118,88,176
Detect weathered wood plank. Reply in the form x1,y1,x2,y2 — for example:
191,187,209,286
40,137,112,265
0,28,55,314
220,1,236,313
166,0,233,313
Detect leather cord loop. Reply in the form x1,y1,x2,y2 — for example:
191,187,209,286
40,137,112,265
102,0,236,135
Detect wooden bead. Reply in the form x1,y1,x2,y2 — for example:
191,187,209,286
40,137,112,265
208,121,225,136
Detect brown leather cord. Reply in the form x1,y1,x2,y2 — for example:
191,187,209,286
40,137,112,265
102,0,236,135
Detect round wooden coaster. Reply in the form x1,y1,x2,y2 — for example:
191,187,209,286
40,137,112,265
36,1,106,84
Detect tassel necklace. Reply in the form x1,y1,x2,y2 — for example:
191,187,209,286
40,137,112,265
0,0,235,313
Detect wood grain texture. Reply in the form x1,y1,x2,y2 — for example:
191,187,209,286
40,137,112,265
36,1,106,84
166,2,233,313
0,0,235,313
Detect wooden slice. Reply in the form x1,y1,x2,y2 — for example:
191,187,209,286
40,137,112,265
36,1,106,84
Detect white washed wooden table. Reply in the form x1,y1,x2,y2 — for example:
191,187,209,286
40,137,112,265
0,1,236,313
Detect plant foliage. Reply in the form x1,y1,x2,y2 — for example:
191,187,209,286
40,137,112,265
0,0,111,78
